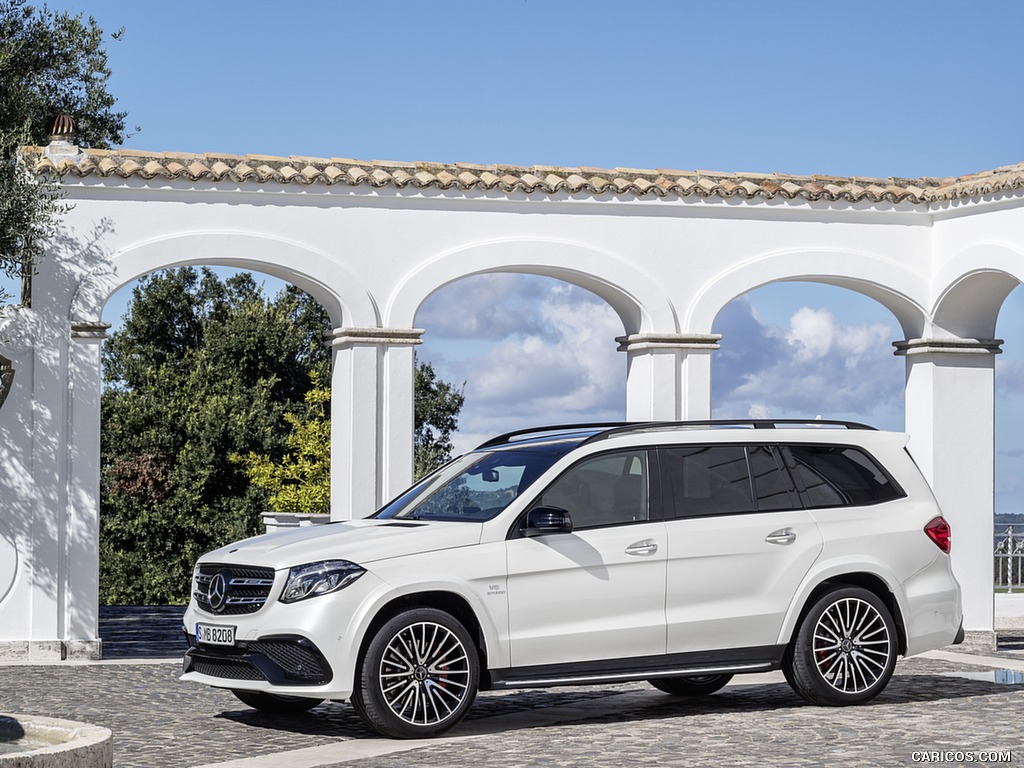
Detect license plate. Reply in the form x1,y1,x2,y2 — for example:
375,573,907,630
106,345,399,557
196,623,236,646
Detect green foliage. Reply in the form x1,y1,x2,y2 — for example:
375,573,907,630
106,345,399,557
0,0,128,305
233,374,332,515
100,268,465,603
0,145,65,304
100,268,330,604
414,360,465,479
235,358,466,513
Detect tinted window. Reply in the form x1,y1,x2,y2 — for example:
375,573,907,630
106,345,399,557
748,445,800,511
663,445,754,517
785,445,904,508
376,442,578,521
536,451,649,529
661,445,800,517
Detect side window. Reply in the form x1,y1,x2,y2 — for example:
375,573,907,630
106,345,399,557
663,445,755,517
785,445,905,508
536,451,649,529
748,445,800,512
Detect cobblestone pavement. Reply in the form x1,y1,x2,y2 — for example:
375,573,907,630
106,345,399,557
0,608,1020,767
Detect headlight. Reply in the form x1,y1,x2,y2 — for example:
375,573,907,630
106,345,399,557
279,560,365,604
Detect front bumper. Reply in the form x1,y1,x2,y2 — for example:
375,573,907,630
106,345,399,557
181,567,390,699
182,633,333,686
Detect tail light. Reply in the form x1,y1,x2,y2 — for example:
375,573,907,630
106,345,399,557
924,516,951,553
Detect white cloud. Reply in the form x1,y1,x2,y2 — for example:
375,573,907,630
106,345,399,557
416,274,549,340
997,359,1024,396
418,275,625,453
420,281,908,453
748,403,770,419
714,300,904,428
785,307,836,361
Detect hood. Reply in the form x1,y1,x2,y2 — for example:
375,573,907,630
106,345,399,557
200,518,483,570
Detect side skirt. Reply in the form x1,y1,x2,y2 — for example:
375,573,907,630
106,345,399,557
486,645,786,690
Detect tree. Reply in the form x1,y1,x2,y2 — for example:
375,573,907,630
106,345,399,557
101,268,323,604
101,268,465,603
233,373,332,515
237,356,466,516
414,360,465,479
0,0,128,305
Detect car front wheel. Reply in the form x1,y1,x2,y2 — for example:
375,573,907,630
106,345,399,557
784,586,898,706
350,607,479,739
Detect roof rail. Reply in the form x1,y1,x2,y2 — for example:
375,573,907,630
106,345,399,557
475,422,639,449
476,419,876,450
579,419,876,445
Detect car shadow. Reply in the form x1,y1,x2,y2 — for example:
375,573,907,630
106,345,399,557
211,673,1021,739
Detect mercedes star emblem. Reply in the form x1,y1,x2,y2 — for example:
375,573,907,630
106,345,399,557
208,572,228,613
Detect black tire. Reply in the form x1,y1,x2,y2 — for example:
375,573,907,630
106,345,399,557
648,673,733,697
350,608,479,739
231,689,324,713
783,586,898,706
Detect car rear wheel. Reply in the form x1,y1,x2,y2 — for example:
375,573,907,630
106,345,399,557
231,690,323,713
648,673,733,697
784,586,898,705
350,608,479,739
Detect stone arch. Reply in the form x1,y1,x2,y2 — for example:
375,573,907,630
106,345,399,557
69,231,379,329
932,243,1024,339
385,238,679,335
685,248,929,339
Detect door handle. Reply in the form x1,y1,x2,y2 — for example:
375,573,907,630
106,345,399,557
625,539,658,556
765,528,797,546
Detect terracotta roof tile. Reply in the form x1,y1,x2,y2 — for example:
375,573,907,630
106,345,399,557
26,147,1024,205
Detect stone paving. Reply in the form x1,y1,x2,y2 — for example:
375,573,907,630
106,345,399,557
0,608,1021,767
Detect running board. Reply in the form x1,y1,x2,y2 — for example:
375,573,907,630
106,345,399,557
487,646,785,690
489,662,773,689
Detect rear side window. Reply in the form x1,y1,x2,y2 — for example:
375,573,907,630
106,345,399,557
661,444,799,518
748,445,800,511
784,445,904,508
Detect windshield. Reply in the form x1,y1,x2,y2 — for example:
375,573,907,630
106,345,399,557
375,442,577,522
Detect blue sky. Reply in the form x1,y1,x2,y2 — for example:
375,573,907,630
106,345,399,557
27,0,1024,512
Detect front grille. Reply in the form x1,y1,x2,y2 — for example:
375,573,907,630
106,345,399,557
194,564,275,615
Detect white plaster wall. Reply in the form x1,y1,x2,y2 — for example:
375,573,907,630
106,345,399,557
3,172,1022,657
60,182,938,336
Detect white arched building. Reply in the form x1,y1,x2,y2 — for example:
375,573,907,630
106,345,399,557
2,142,1023,659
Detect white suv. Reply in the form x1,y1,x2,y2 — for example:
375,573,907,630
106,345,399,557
182,421,963,739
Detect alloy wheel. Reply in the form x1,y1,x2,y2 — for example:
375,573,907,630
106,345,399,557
812,596,893,694
378,621,473,726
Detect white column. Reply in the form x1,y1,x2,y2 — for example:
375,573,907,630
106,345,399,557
618,333,722,420
896,337,1001,647
0,310,42,660
381,338,420,503
66,322,110,660
327,328,423,520
0,308,67,660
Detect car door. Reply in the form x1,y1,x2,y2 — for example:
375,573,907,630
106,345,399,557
505,449,668,668
661,444,824,654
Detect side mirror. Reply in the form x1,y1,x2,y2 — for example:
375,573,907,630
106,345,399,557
523,506,573,537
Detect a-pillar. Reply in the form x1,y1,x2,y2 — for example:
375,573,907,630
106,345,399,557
66,321,110,659
327,327,423,520
895,337,1002,648
617,333,722,420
